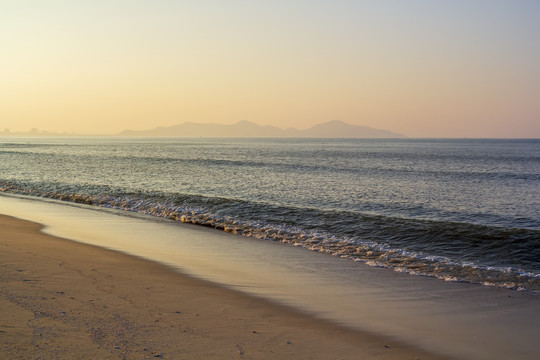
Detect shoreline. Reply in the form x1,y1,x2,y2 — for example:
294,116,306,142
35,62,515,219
0,214,446,359
1,194,539,360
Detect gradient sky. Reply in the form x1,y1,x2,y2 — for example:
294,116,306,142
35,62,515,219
1,0,539,137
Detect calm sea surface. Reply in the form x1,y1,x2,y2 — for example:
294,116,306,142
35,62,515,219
1,137,539,291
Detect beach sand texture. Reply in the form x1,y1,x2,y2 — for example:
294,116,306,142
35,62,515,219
0,215,446,359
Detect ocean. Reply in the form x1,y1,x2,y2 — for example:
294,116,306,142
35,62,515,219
1,137,538,292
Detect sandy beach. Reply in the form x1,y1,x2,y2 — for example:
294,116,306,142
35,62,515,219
0,214,448,359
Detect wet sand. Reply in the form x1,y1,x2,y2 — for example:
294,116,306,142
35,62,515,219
0,214,448,359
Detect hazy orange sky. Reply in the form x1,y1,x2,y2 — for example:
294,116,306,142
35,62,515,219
2,1,539,137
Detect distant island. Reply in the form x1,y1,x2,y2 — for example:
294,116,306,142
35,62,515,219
118,120,406,138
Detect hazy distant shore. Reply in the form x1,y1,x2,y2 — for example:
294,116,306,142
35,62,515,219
1,120,406,138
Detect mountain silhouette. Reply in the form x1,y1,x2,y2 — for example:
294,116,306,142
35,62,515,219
118,120,405,138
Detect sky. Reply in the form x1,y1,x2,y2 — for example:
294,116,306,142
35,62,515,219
1,0,539,137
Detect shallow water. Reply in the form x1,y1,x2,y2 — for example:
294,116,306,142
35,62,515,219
0,137,538,290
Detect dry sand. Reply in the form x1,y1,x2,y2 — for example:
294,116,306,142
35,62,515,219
0,214,450,359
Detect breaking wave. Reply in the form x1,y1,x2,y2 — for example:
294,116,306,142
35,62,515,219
1,180,538,292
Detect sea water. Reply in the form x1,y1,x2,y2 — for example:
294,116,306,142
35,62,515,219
0,137,538,291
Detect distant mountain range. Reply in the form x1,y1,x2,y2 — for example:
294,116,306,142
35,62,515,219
118,120,405,138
